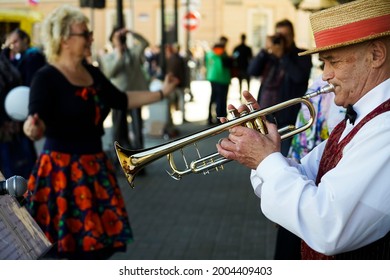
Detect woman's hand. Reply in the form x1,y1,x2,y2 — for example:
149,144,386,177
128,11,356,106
161,72,180,97
23,113,45,141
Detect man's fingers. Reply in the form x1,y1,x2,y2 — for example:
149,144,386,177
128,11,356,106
242,91,260,110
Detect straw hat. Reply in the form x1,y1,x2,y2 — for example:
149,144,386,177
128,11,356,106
299,0,390,56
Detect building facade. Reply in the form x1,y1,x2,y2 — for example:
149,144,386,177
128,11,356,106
0,0,320,58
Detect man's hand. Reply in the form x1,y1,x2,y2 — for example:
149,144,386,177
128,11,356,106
113,28,128,53
216,91,281,170
265,35,285,58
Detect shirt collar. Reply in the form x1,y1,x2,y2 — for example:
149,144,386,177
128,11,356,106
352,78,390,125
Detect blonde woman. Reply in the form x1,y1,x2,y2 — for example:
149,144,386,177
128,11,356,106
23,5,178,259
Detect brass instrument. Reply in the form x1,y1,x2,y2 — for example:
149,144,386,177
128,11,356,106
115,84,334,188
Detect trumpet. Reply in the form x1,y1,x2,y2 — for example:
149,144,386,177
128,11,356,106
115,84,334,188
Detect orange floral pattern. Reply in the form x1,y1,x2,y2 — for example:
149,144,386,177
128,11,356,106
35,187,51,203
51,152,70,167
57,197,67,215
52,171,67,192
71,162,83,182
94,181,109,200
85,211,104,237
36,204,50,226
80,155,100,176
58,234,76,252
25,150,133,254
83,236,104,251
66,218,83,233
27,175,36,192
75,87,96,100
102,209,123,236
74,185,92,210
37,154,52,177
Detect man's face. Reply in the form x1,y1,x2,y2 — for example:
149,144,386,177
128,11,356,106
320,42,372,107
275,26,293,49
7,32,28,55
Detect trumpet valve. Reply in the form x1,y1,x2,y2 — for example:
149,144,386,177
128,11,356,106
245,121,254,129
246,102,256,112
254,117,268,135
239,110,249,117
228,108,238,119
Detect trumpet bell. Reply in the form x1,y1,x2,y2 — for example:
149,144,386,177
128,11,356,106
115,141,156,188
115,142,137,188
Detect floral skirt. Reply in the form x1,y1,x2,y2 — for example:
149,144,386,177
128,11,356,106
24,150,133,254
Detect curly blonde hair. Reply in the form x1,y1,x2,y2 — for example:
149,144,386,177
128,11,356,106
41,5,89,63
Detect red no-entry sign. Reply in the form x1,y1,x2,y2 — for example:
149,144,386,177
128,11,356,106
183,11,200,31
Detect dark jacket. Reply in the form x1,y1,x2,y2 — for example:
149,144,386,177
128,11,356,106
248,44,312,126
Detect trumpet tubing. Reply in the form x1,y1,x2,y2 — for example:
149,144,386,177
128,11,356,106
115,84,334,188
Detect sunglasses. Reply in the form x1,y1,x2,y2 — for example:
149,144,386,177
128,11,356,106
69,30,93,40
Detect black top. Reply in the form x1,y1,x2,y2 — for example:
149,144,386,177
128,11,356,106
233,43,253,71
29,63,127,152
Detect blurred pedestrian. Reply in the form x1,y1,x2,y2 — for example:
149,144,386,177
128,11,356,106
165,43,186,132
22,5,178,260
205,36,232,125
232,33,253,97
0,52,24,178
0,28,46,179
2,28,46,86
145,45,162,80
100,27,150,152
248,19,312,156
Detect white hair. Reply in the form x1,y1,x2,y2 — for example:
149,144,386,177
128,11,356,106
41,5,89,63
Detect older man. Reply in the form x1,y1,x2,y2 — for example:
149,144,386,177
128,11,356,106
217,0,390,259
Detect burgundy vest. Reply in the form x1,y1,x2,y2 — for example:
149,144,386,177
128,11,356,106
301,98,390,260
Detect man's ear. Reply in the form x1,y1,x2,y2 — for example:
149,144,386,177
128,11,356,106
370,39,387,69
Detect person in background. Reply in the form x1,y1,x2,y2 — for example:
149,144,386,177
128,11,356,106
205,36,231,125
247,19,312,259
0,52,24,178
288,75,345,162
165,43,187,135
100,27,149,154
2,28,46,86
22,5,178,260
248,19,312,156
217,0,390,259
0,28,46,179
145,45,162,80
232,33,253,97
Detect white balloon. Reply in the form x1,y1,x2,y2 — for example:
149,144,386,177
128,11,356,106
149,78,163,92
5,86,30,121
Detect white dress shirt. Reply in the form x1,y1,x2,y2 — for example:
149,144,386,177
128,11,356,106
251,78,390,255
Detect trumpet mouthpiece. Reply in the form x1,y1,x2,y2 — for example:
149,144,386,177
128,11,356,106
305,83,335,99
319,83,335,94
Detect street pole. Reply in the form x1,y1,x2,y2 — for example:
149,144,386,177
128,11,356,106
174,0,178,43
117,0,124,28
185,0,190,57
129,0,135,29
160,0,166,77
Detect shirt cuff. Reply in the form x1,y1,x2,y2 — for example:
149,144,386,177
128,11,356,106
251,152,290,194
